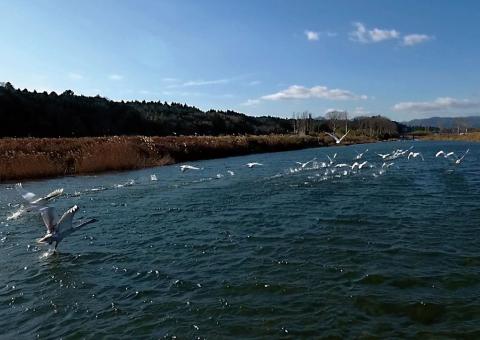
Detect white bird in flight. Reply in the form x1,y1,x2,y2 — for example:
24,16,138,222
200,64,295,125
15,183,63,212
325,130,350,144
246,162,263,168
351,161,368,170
37,205,97,251
454,149,470,165
180,165,201,172
382,162,394,169
354,148,368,160
376,153,390,159
435,150,455,158
407,152,424,161
150,174,158,181
295,158,317,168
227,170,235,176
326,153,337,166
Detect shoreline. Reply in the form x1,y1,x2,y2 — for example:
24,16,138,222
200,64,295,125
0,134,379,182
418,132,480,142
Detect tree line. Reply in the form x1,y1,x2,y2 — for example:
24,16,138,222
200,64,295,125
0,83,405,138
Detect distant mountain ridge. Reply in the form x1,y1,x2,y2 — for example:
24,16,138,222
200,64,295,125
404,116,480,128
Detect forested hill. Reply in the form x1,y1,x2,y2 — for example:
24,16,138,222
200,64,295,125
0,83,292,137
404,116,480,129
0,82,405,138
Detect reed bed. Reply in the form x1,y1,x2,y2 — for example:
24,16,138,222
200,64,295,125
0,134,376,182
420,132,480,142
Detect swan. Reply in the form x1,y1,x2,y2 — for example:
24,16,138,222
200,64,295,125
180,165,201,172
15,183,63,212
245,162,263,168
325,130,350,144
454,149,470,165
407,152,424,161
295,158,317,168
37,205,97,251
354,148,368,160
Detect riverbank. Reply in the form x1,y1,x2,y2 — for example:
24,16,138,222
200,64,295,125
0,134,377,182
419,132,480,142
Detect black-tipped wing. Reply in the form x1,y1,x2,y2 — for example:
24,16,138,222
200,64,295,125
57,205,79,232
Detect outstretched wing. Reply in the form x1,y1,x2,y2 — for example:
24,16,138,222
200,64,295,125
39,207,58,234
325,132,340,143
57,205,79,232
338,130,350,142
42,188,64,201
15,183,37,203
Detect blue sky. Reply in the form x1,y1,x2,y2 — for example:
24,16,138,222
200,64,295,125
1,0,479,121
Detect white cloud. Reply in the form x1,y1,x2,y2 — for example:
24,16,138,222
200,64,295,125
242,99,261,106
324,108,345,114
248,80,261,86
161,77,179,82
402,34,432,46
68,72,83,80
109,74,124,81
350,22,399,43
304,30,337,41
393,97,480,113
261,85,367,101
168,78,231,88
305,30,319,41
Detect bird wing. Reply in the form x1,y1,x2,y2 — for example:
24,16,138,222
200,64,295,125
57,205,79,232
435,150,444,157
325,132,340,143
39,207,58,234
302,158,316,167
338,130,350,142
42,188,64,201
15,183,37,203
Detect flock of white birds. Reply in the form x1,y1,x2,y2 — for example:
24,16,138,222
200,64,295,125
5,132,471,252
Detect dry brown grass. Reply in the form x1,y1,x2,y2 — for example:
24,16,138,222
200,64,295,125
420,132,480,142
0,134,377,182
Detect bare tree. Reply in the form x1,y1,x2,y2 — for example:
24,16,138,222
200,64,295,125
325,110,347,133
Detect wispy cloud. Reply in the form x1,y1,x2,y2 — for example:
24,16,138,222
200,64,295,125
305,30,319,41
393,97,480,113
261,85,367,101
350,22,399,43
324,108,345,114
402,34,433,46
167,78,231,88
242,99,261,106
350,22,432,47
68,72,84,80
248,80,261,86
161,77,178,82
304,30,337,41
109,74,124,81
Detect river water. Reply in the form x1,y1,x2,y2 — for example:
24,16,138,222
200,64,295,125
1,140,479,338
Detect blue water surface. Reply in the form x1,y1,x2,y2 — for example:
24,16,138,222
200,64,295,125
1,140,479,338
